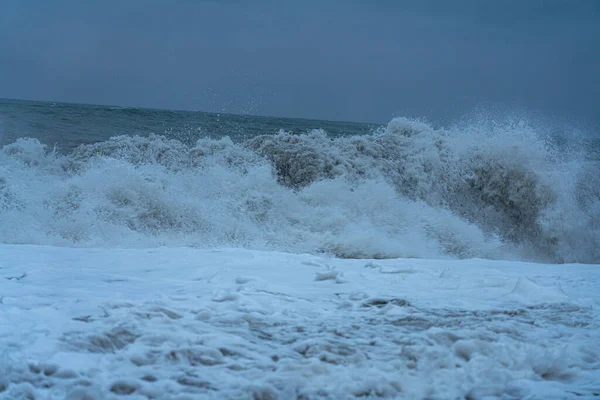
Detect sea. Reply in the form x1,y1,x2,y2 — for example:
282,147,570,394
1,98,600,399
0,98,599,264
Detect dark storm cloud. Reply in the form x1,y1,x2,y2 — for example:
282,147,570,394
0,0,599,125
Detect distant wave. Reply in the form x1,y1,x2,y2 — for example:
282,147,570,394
0,117,598,263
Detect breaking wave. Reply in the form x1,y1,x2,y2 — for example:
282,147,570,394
0,117,598,263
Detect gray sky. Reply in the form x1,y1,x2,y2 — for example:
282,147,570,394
1,0,599,124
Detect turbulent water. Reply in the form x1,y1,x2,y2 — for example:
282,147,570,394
0,99,598,263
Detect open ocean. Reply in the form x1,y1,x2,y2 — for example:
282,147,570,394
0,99,379,152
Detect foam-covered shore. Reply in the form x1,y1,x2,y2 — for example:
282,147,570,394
1,244,599,399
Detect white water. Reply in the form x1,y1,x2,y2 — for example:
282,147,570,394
1,245,599,399
0,117,598,263
1,116,600,399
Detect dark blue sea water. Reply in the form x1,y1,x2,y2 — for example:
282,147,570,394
0,99,380,152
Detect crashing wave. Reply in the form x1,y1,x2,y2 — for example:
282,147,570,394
0,117,598,263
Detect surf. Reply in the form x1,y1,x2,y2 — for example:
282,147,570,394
0,117,598,263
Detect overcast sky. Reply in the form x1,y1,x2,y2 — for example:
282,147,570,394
1,0,599,124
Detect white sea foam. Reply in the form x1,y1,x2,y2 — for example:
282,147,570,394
0,245,598,399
